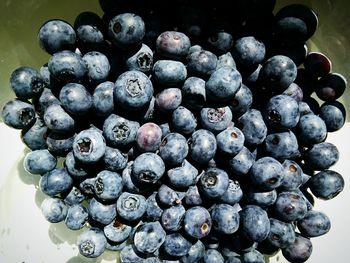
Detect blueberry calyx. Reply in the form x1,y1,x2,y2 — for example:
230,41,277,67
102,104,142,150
19,108,35,126
137,53,152,70
207,108,225,123
123,196,139,211
267,110,281,124
77,138,92,154
113,124,129,140
81,240,95,255
126,79,143,97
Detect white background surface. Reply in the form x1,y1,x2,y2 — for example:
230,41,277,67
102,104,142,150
0,122,349,263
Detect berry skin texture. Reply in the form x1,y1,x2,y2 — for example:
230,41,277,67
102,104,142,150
38,19,76,55
10,67,46,100
237,109,267,146
103,219,132,243
274,191,308,222
282,233,313,263
64,204,89,230
114,70,154,111
303,142,339,171
159,132,189,167
116,192,146,222
94,170,123,202
156,31,191,60
167,160,198,189
59,83,93,116
267,218,296,249
183,206,212,239
152,60,187,86
232,36,266,69
92,81,115,117
297,210,331,238
187,50,218,77
206,66,242,102
43,104,75,134
77,227,107,258
23,149,57,175
239,205,270,243
189,129,217,164
88,197,117,225
210,204,240,235
39,167,73,197
108,13,145,48
172,106,197,135
132,152,165,184
216,126,245,157
155,88,182,113
133,221,166,254
200,106,232,134
308,170,345,200
199,168,230,199
40,197,68,223
135,122,162,152
162,233,192,257
82,51,111,85
203,249,224,263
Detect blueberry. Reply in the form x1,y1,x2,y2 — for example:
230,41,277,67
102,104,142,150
297,210,331,238
249,156,284,191
282,82,304,103
259,55,297,92
267,218,295,249
83,51,111,85
73,128,106,164
94,170,123,202
225,256,242,263
116,192,146,222
181,77,206,112
207,27,234,55
167,160,198,189
183,206,212,239
136,122,162,152
282,233,313,263
108,13,145,48
198,249,224,263
124,43,154,73
64,204,89,230
189,129,217,164
39,167,73,197
103,114,140,148
2,99,36,130
91,81,114,116
273,16,308,43
155,88,182,113
114,70,153,111
156,31,191,60
157,184,182,207
64,151,90,179
232,36,265,70
104,219,133,243
237,109,267,146
133,221,166,254
162,233,192,257
172,106,197,134
10,67,46,100
216,126,244,157
200,106,232,134
184,185,203,206
106,240,128,252
264,131,300,161
153,60,187,86
122,161,152,194
40,197,68,223
264,94,300,130
304,52,332,78
227,146,255,177
132,152,165,184
219,180,243,205
274,191,308,222
319,101,346,132
48,50,87,83
79,177,96,196
43,104,75,134
24,149,57,175
298,114,327,146
38,19,76,54
206,66,242,102
210,204,239,235
229,84,253,118
103,146,128,172
36,88,60,115
308,170,345,200
145,191,164,221
161,205,186,232
88,197,117,225
180,240,205,263
245,187,277,208
187,50,218,77
241,249,264,263
120,244,144,263
216,52,236,70
21,118,48,150
59,83,93,116
144,258,162,263
280,160,303,190
63,186,85,206
74,12,106,53
77,227,107,258
303,142,339,170
199,168,229,199
239,205,270,242
159,133,189,167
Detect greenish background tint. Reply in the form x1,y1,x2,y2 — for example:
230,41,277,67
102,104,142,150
0,0,349,119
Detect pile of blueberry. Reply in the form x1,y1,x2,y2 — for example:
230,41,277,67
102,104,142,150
1,0,348,262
